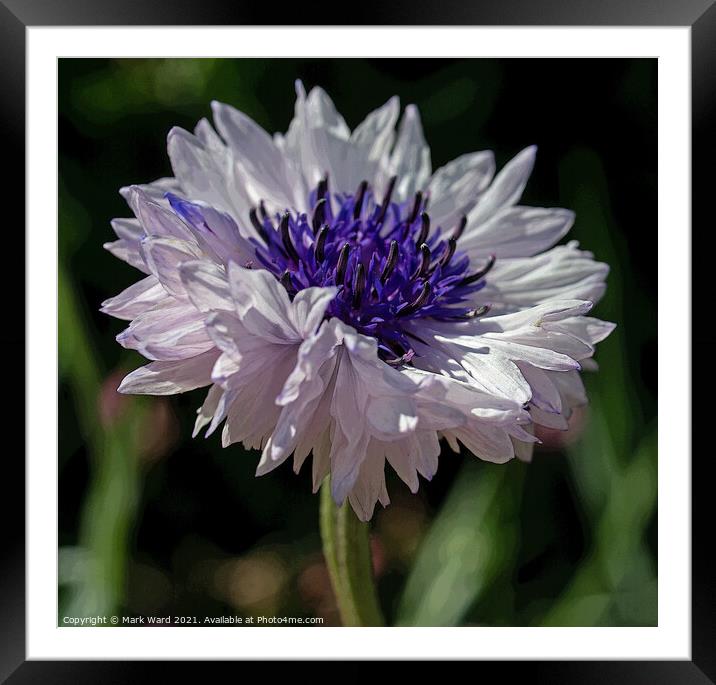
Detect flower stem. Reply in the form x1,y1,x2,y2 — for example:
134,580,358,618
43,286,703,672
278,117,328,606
319,478,384,626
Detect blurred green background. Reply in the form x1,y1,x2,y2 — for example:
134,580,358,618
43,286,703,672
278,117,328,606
58,58,657,627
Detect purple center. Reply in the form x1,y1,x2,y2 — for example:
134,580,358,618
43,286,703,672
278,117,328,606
249,177,495,363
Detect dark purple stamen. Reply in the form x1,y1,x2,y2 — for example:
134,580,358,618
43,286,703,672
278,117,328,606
352,263,366,308
280,270,293,292
460,254,496,286
312,198,327,233
380,240,399,284
443,304,491,321
411,243,431,280
314,224,328,262
439,237,457,268
335,243,350,285
280,212,300,263
398,281,432,317
353,181,368,220
249,208,267,241
385,348,416,366
470,304,490,318
245,177,493,363
376,176,397,225
416,212,430,246
452,215,467,241
408,192,423,224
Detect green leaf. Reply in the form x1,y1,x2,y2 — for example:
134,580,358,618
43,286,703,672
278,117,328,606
396,460,525,626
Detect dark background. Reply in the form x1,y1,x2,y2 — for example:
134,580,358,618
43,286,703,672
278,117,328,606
58,58,657,626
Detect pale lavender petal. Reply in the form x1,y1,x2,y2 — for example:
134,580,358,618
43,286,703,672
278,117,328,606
426,151,495,229
118,349,219,395
460,206,574,259
140,236,203,299
389,105,431,201
116,300,213,361
211,101,301,212
474,241,609,312
100,275,167,321
463,145,536,229
179,260,232,313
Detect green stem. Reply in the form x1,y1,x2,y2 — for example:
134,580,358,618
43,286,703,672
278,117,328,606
59,264,145,619
319,478,384,626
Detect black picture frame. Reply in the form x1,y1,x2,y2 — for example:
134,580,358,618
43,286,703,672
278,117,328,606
2,1,705,679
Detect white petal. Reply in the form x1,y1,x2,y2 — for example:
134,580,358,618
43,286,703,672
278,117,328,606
211,101,301,212
106,218,147,273
194,117,225,152
329,351,373,504
193,384,223,437
289,88,399,196
100,275,167,321
110,217,144,241
461,206,574,259
551,370,588,410
545,316,616,348
104,239,148,273
513,435,535,463
277,318,343,405
365,396,419,438
412,431,441,481
415,301,596,391
166,195,256,264
476,300,594,332
326,326,426,504
463,145,536,229
140,237,203,299
291,86,353,194
166,126,251,223
204,310,246,360
116,300,212,361
389,105,431,201
286,330,344,474
530,405,569,430
288,287,338,339
426,151,495,229
475,303,597,365
516,362,562,414
229,265,337,345
581,358,599,372
408,323,532,404
408,366,527,419
119,177,182,208
179,260,233,312
220,345,299,450
259,352,338,476
456,350,533,403
384,439,420,493
452,421,515,464
408,368,528,465
348,96,400,188
311,429,332,493
128,187,194,242
118,349,219,395
227,263,298,343
274,80,306,167
347,447,390,522
481,338,582,372
352,96,399,158
474,241,609,312
211,353,241,388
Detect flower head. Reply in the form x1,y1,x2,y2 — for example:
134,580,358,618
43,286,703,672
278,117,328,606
103,81,614,520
